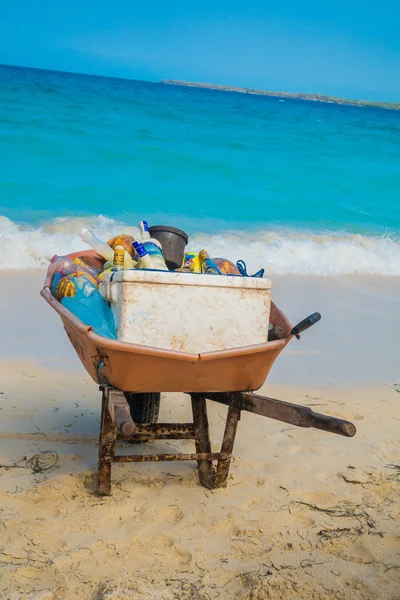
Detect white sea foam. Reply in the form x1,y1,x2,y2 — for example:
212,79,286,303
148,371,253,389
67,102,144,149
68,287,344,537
1,215,399,276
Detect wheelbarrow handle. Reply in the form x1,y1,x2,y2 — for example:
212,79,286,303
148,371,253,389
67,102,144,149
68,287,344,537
206,392,356,438
307,410,356,437
291,312,321,336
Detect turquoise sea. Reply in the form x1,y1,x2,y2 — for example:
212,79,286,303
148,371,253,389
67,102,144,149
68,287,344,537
1,64,399,274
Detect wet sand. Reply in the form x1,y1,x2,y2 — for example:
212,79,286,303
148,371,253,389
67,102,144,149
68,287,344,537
0,272,399,599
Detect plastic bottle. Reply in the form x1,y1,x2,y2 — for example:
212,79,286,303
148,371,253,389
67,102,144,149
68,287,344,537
112,245,125,271
132,241,155,269
71,256,101,277
102,255,137,271
138,221,169,271
79,228,114,262
50,255,101,281
80,228,136,268
199,250,223,275
60,275,117,339
99,244,138,279
182,251,202,273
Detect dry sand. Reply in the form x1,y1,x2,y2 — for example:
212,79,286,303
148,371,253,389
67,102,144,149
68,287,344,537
0,272,399,599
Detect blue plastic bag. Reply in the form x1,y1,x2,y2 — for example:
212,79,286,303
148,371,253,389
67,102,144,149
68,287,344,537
61,276,117,339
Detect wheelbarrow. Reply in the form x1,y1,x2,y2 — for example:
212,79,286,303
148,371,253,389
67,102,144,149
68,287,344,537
41,251,356,495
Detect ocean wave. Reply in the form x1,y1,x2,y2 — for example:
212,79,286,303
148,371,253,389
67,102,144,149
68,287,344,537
0,215,399,276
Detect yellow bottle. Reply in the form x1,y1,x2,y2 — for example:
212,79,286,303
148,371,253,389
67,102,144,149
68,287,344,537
199,250,223,275
112,245,125,271
182,251,201,273
102,245,137,272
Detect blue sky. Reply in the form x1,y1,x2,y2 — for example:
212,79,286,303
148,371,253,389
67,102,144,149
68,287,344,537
1,1,400,101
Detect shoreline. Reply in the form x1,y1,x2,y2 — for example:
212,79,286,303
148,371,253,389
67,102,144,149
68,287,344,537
161,79,400,111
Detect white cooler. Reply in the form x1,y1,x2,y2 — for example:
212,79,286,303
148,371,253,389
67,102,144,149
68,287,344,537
99,270,271,354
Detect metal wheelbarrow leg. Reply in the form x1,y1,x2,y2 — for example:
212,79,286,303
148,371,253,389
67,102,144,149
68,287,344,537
190,394,241,489
97,387,356,495
97,388,238,495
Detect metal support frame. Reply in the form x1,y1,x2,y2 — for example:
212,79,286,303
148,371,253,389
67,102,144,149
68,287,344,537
97,388,242,495
97,387,356,495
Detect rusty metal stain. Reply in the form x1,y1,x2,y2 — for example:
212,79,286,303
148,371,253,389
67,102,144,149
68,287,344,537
113,452,228,462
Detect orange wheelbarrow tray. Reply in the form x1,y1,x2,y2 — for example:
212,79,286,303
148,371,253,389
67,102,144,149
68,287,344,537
40,285,297,393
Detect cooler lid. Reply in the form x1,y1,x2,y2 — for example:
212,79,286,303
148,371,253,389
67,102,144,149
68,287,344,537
102,269,271,290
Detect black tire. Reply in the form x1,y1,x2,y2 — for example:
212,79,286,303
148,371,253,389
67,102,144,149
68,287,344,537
124,392,160,424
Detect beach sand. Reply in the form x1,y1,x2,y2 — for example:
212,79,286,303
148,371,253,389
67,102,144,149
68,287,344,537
0,272,399,599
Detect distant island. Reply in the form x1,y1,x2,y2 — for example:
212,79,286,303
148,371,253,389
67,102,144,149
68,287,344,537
161,80,400,111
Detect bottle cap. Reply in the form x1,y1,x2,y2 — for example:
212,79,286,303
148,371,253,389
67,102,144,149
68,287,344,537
139,221,149,239
133,241,148,258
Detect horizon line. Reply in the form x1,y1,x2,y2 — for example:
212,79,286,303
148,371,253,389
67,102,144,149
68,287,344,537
1,62,399,107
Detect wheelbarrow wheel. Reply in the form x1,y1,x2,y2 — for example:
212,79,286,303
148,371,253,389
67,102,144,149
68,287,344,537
124,392,160,424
